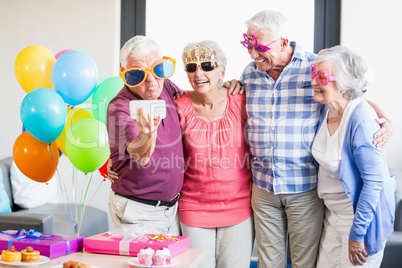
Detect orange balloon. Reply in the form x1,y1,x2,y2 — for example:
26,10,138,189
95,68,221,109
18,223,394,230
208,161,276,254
13,131,59,183
14,45,55,93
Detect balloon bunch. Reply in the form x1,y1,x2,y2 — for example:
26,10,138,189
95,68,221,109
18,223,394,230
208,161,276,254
12,45,123,235
12,45,123,179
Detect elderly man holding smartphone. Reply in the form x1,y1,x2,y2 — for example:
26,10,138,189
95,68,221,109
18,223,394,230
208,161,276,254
106,35,184,235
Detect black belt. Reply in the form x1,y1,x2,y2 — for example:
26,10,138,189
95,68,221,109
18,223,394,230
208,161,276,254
118,193,180,207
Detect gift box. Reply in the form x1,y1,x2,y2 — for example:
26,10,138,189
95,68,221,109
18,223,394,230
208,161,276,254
0,230,84,259
84,232,190,257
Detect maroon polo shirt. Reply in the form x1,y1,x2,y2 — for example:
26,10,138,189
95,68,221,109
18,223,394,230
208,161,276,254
107,79,184,201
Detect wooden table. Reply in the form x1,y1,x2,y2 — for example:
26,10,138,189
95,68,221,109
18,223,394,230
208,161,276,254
0,248,205,267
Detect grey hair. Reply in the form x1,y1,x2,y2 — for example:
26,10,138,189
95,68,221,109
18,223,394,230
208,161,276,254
182,40,227,87
315,45,367,99
245,10,289,40
120,35,161,68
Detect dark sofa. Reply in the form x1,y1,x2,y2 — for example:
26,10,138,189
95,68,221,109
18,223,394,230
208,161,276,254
0,156,109,237
380,181,402,268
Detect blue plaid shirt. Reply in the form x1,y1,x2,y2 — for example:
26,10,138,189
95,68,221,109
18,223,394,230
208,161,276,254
240,42,323,194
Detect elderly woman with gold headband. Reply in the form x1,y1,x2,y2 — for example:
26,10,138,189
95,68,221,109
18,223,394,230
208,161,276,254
174,41,254,268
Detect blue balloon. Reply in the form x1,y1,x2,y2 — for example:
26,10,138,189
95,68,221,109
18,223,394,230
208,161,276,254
52,50,98,106
20,88,67,143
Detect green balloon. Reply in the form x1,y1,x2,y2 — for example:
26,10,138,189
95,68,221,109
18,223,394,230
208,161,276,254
65,118,110,174
91,76,124,124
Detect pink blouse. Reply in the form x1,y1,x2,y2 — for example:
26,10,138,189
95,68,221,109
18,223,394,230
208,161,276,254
174,92,252,228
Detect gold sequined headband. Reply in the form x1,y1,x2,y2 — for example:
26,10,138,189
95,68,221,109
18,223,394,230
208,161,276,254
183,44,216,63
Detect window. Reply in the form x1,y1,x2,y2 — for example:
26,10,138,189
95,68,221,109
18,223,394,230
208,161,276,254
121,1,340,88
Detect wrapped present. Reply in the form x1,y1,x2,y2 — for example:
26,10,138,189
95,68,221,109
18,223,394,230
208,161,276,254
84,232,190,257
0,229,84,259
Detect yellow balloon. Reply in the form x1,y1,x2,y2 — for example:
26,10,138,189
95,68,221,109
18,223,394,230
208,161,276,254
14,45,56,93
55,107,94,155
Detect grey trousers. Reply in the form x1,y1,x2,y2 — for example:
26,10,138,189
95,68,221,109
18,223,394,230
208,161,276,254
108,191,180,236
180,216,254,268
252,184,324,268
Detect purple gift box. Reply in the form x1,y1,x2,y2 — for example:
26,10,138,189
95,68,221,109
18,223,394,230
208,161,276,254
0,230,83,259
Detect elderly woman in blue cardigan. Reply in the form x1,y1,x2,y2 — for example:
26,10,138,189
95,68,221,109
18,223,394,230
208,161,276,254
310,45,395,268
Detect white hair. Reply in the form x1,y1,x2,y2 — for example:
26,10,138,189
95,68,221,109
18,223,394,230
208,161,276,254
315,45,367,99
245,10,289,40
120,35,160,68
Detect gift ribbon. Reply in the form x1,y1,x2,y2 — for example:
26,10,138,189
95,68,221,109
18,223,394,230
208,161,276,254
145,234,180,242
119,235,137,256
1,229,71,255
117,234,180,256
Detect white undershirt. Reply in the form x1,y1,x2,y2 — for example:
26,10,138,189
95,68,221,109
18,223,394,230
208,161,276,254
312,97,361,202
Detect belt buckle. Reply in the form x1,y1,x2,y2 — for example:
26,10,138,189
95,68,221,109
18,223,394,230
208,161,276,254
165,193,180,207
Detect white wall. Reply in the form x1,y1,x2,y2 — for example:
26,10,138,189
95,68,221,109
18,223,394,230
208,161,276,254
146,0,315,90
0,0,121,231
341,0,402,170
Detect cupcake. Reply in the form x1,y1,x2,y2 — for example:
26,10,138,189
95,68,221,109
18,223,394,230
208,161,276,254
137,247,155,266
1,246,22,263
21,246,40,262
152,247,172,266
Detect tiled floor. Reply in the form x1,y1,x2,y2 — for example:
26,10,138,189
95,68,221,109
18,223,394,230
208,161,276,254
250,262,292,268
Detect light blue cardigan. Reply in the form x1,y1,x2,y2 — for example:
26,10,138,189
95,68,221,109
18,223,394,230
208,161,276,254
315,99,395,255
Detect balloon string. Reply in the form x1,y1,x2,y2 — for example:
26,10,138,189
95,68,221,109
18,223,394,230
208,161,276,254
79,177,104,235
54,202,70,236
54,154,74,225
77,171,86,229
72,166,76,221
77,178,104,235
73,167,79,236
48,143,69,206
47,143,53,159
59,163,73,209
47,142,57,176
57,161,75,235
47,143,72,236
85,179,104,208
77,172,93,236
75,171,86,236
79,173,93,219
54,167,74,236
75,171,84,236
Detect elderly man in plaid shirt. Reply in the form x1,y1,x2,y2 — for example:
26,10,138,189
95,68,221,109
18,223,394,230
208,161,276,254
239,10,392,268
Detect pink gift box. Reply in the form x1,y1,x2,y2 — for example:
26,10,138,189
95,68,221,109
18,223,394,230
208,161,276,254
0,230,84,259
84,232,190,257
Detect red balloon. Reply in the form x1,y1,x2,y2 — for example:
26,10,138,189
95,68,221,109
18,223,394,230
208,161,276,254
98,157,110,178
13,132,59,183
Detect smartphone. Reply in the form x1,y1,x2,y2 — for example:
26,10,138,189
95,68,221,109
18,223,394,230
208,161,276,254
129,100,166,120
